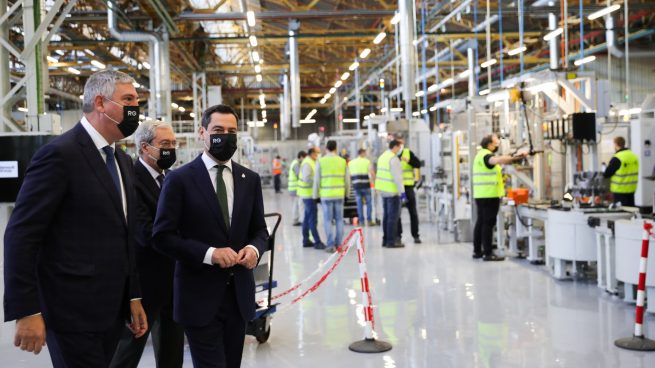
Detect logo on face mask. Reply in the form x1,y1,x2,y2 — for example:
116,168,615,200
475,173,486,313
148,144,176,170
104,98,140,138
207,133,237,162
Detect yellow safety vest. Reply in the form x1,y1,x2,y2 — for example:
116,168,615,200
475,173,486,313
318,155,347,199
297,157,315,198
610,149,639,194
349,157,371,190
287,159,299,193
375,150,399,194
400,148,415,186
472,148,504,198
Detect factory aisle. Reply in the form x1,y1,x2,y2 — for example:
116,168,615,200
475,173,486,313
2,189,655,367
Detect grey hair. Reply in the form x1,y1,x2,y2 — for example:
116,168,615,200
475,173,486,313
134,120,173,153
82,70,135,113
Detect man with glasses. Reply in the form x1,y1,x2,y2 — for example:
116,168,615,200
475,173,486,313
110,121,184,368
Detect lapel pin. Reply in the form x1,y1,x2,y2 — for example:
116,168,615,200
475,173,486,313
242,173,246,178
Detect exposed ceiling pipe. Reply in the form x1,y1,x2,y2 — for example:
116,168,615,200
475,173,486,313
288,20,301,128
107,2,163,120
605,15,624,58
176,9,395,21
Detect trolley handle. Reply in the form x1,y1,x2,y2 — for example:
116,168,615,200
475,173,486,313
264,213,282,239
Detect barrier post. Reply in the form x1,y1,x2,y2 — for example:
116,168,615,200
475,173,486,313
349,228,392,353
615,220,655,351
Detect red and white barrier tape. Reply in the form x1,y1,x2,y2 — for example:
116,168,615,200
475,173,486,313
635,220,653,337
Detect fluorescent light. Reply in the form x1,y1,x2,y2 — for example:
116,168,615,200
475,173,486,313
381,107,388,113
18,107,28,112
249,35,258,47
90,60,106,69
320,99,327,104
256,74,263,82
442,78,455,86
66,67,81,75
574,55,596,66
178,107,185,112
415,91,425,97
390,107,404,112
47,56,58,63
543,28,563,41
262,118,267,123
254,65,261,73
84,49,95,56
369,113,376,117
133,82,141,88
412,111,420,117
429,105,437,112
619,107,642,116
341,72,350,81
421,109,427,114
526,82,557,93
190,112,196,118
252,51,260,62
139,114,146,120
507,46,527,56
458,69,471,78
79,95,84,100
262,110,267,118
300,119,316,124
324,93,332,99
171,103,179,109
142,62,151,69
588,4,620,20
55,50,65,56
259,94,266,107
329,87,337,94
349,61,360,71
246,11,256,27
427,84,439,92
343,118,359,123
373,32,387,44
334,81,343,88
481,58,497,68
360,48,371,59
391,13,400,25
479,88,491,96
486,90,510,102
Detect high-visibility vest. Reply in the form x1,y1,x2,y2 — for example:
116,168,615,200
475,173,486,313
375,150,399,194
272,158,282,175
472,148,504,198
288,159,299,193
318,155,347,199
610,149,639,194
349,157,371,190
400,148,415,186
297,157,315,198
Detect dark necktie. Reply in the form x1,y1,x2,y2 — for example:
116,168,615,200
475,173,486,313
215,165,230,229
102,146,121,196
156,173,164,188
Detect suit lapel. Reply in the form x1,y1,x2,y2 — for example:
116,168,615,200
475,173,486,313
75,124,124,217
230,163,246,237
190,155,228,234
135,160,161,200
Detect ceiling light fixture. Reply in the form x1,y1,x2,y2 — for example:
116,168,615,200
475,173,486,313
481,58,497,68
507,46,527,56
373,32,387,45
574,55,596,66
249,35,258,47
543,28,563,41
359,48,371,59
588,4,620,20
246,11,256,27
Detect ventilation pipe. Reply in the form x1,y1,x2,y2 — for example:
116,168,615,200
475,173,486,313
281,73,290,139
399,0,416,118
289,20,301,128
108,2,163,120
605,16,624,58
467,48,476,97
548,13,559,70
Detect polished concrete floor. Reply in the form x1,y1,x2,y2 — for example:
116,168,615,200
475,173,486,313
2,189,655,367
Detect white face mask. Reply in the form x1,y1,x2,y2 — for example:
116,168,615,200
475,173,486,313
397,145,404,155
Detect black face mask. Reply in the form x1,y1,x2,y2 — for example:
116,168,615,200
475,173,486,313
104,98,140,137
208,134,238,162
149,146,176,170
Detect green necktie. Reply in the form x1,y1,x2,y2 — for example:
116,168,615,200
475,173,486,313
215,165,230,229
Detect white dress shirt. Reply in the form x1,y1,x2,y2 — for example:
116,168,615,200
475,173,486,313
80,117,127,218
139,157,163,187
200,152,259,265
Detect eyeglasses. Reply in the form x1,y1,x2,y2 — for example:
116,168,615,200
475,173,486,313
149,141,179,149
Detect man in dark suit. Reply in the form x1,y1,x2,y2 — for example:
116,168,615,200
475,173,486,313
153,104,268,368
110,121,184,368
3,70,148,368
